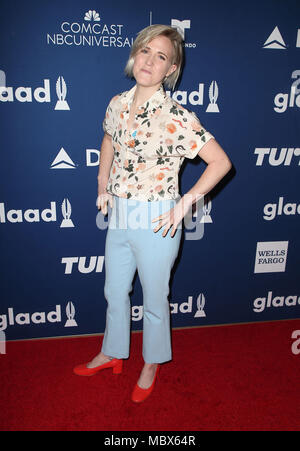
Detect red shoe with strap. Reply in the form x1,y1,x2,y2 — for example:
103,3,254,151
131,365,159,403
73,358,123,376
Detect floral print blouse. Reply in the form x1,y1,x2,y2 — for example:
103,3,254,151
102,84,215,201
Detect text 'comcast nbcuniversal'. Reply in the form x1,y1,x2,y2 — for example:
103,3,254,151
46,10,133,48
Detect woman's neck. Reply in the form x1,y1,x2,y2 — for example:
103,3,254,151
132,83,161,108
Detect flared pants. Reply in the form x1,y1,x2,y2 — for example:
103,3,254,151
101,196,181,363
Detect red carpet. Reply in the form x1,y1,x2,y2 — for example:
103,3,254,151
0,319,300,431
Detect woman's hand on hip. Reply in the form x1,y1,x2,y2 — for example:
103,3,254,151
152,197,192,237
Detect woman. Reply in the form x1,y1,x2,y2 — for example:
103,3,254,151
74,24,232,402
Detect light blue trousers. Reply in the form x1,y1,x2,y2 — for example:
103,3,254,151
101,196,181,363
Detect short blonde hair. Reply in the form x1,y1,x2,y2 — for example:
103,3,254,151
124,24,184,91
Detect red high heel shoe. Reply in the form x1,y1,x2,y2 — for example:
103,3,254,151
131,365,159,403
73,358,123,376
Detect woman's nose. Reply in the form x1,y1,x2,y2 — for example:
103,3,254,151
145,54,154,65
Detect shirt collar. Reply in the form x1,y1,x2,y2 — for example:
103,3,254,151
122,84,166,112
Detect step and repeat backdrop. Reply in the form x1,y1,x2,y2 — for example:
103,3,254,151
0,0,299,341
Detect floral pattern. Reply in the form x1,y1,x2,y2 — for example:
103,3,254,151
102,85,214,201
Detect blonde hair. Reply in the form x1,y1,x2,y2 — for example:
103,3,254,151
124,24,184,91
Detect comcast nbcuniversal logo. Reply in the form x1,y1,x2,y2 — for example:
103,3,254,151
46,9,134,48
85,10,100,21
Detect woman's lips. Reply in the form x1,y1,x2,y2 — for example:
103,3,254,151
141,69,151,74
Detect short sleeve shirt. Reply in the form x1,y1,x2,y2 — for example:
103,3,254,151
103,84,215,201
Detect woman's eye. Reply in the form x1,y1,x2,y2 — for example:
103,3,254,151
141,48,148,54
159,55,166,61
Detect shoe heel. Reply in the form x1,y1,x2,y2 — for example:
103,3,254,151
113,359,123,374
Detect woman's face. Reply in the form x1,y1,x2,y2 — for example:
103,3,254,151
132,35,177,89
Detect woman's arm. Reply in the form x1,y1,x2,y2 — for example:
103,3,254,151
152,139,232,237
182,138,232,207
97,133,114,214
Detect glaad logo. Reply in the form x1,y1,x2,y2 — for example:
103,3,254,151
0,201,56,224
51,148,77,169
184,195,212,241
96,196,209,241
254,241,288,274
47,10,133,48
193,294,207,318
131,294,207,321
0,75,50,103
0,72,70,110
170,294,206,317
198,195,212,224
64,301,78,327
254,147,300,166
253,291,300,313
273,70,300,113
291,330,300,355
96,196,212,240
55,76,70,110
0,304,78,331
61,198,74,228
0,199,74,227
61,256,104,274
0,306,61,331
207,81,220,113
166,81,220,111
263,197,300,220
